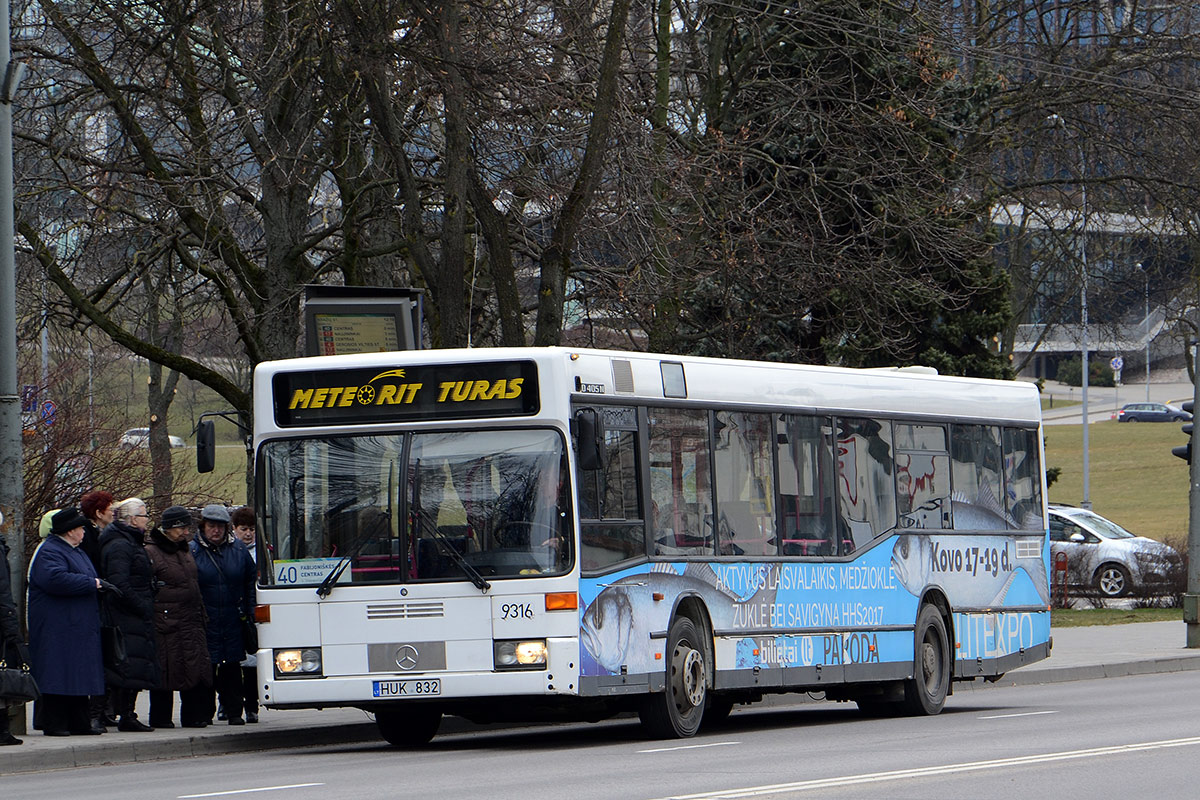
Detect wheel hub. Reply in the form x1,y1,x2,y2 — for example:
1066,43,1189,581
920,641,939,689
672,644,706,709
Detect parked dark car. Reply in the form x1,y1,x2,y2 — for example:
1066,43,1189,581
1048,505,1182,597
1115,402,1192,423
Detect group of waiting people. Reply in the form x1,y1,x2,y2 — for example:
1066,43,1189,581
0,493,258,743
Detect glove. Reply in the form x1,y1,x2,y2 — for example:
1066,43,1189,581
97,579,125,599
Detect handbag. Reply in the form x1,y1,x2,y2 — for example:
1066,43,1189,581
241,618,258,653
0,645,39,702
100,623,127,668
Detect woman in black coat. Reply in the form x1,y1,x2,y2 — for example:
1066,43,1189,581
99,498,159,732
0,509,27,746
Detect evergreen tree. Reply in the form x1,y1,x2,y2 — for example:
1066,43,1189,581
650,0,1010,377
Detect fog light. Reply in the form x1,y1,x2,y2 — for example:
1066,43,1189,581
274,648,322,677
494,639,547,670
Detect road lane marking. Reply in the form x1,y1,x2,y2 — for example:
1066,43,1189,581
178,784,324,798
979,710,1060,719
644,735,1200,799
639,741,741,754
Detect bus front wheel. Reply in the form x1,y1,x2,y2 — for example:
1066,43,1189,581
375,705,442,747
639,616,707,738
902,605,950,716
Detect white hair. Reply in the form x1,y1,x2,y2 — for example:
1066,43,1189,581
113,497,147,522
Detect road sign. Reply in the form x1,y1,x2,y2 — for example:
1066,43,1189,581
1110,356,1124,371
20,385,37,412
40,400,57,426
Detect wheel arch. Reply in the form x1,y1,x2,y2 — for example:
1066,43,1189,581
917,588,954,659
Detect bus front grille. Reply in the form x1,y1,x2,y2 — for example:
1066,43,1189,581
366,601,445,620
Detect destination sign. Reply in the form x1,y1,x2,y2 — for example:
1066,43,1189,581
273,360,539,427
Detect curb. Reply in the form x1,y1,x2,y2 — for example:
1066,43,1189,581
987,655,1200,686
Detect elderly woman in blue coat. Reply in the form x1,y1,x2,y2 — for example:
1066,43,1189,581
191,504,256,726
28,507,118,736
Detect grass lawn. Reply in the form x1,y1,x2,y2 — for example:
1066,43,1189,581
1044,419,1190,542
1041,397,1080,411
1050,607,1181,627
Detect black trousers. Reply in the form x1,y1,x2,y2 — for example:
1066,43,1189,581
241,666,258,715
40,694,90,735
203,662,245,722
117,688,143,720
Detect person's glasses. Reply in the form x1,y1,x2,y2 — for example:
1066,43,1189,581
135,514,149,519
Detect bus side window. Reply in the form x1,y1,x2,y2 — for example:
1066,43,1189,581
776,415,836,558
579,418,645,571
1003,428,1044,530
713,411,775,557
648,408,713,557
834,417,896,552
894,423,950,531
950,424,1007,530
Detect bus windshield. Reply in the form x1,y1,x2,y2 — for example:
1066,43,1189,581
260,428,571,586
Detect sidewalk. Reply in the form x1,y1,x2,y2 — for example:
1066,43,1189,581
4,620,1199,775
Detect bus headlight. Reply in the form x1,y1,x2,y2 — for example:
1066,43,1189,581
274,648,323,678
494,639,547,670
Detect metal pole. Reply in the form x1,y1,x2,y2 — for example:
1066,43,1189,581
0,0,23,615
1143,265,1151,402
1188,341,1200,647
1079,143,1090,509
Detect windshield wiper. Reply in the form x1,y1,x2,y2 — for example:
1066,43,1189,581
412,458,491,593
315,554,352,599
316,513,392,599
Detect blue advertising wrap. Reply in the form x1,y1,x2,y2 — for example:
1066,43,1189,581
579,533,1051,679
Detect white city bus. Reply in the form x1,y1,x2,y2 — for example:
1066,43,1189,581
250,346,1050,744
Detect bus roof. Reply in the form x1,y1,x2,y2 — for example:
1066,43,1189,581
255,346,1042,428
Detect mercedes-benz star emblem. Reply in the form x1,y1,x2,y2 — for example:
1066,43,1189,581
395,644,419,670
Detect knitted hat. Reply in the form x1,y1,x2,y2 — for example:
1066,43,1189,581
161,505,192,529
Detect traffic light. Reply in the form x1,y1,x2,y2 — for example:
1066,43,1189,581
1173,401,1195,464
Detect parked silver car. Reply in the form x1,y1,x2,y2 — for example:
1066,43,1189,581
119,427,185,450
1048,505,1182,597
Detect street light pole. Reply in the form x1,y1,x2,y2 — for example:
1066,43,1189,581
1049,113,1090,508
0,0,23,613
1139,262,1150,401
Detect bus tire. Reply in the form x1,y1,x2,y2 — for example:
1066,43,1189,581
375,705,442,747
639,616,707,738
902,605,950,716
702,695,735,729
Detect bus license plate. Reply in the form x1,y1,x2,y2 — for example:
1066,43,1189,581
373,679,441,698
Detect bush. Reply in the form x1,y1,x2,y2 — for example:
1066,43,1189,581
1055,356,1115,387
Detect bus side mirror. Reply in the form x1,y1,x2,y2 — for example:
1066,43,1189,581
197,419,216,473
574,408,606,471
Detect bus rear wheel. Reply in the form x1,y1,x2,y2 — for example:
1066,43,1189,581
902,605,950,716
639,616,707,738
375,705,442,747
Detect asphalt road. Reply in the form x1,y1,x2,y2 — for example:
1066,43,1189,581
7,670,1199,800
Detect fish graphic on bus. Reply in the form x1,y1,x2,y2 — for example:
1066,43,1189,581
891,534,1049,608
581,564,777,675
